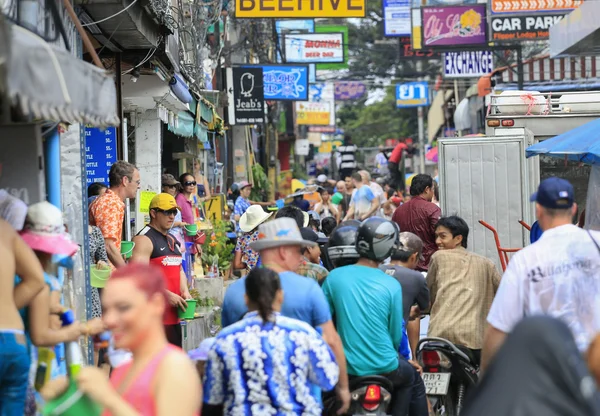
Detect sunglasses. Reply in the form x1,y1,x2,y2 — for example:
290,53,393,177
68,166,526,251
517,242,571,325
155,209,178,216
162,184,177,188
184,181,197,186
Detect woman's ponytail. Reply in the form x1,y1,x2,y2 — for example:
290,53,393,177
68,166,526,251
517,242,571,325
245,268,281,323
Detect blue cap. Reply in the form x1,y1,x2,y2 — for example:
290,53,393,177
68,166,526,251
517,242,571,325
530,177,574,209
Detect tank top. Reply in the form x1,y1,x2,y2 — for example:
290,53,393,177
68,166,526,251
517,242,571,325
102,345,198,416
137,226,182,325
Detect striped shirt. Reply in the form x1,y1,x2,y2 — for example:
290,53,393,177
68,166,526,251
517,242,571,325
338,145,357,170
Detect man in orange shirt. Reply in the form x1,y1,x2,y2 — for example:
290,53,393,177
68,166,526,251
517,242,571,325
89,161,140,268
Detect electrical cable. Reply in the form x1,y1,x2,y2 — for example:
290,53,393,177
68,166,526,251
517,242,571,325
121,46,158,75
81,0,139,27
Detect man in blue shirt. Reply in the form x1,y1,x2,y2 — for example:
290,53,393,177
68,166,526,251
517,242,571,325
343,172,379,221
322,217,428,416
221,217,350,414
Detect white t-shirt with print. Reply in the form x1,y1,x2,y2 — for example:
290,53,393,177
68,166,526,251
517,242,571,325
487,224,600,352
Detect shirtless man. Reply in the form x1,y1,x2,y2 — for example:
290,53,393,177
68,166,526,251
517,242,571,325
0,219,45,415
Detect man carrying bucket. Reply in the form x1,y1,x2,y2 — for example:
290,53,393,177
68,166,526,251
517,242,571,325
130,193,192,347
89,161,141,268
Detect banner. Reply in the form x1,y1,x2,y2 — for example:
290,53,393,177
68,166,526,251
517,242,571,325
226,67,265,125
244,64,309,101
443,50,494,78
334,82,367,100
283,33,345,64
235,0,366,18
296,102,331,125
85,126,117,186
275,20,316,82
399,36,438,59
490,14,565,42
421,4,487,47
396,82,429,108
490,0,581,14
383,0,411,37
315,25,349,70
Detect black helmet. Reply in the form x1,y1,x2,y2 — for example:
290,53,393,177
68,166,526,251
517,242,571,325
327,221,360,269
356,218,398,262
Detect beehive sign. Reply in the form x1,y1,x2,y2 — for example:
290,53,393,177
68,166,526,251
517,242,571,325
235,0,365,18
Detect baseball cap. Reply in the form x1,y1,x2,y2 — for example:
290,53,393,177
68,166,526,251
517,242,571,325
161,174,179,186
149,193,181,211
238,181,252,190
530,177,574,209
300,227,329,244
395,231,425,261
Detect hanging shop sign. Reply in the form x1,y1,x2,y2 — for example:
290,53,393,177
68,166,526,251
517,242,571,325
85,126,117,186
490,0,581,14
308,83,336,125
490,14,566,42
244,64,309,101
275,20,316,82
296,102,331,125
315,25,349,70
334,82,367,101
443,50,494,78
283,32,345,64
383,0,411,37
309,126,336,133
421,4,487,48
396,81,429,108
226,67,265,125
235,0,365,18
399,35,439,59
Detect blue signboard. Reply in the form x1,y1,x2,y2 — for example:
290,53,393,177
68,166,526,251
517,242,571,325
85,126,117,186
383,0,411,37
243,64,309,101
396,82,429,108
276,19,316,83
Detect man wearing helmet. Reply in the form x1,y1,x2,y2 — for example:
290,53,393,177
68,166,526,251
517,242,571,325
323,218,428,416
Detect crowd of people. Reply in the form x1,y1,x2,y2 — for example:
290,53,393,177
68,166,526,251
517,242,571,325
4,147,600,416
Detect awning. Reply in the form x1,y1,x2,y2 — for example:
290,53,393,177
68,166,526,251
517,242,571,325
427,90,452,142
3,22,119,127
526,118,600,165
549,1,600,58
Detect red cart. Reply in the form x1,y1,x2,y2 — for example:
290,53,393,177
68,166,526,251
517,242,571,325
478,220,531,272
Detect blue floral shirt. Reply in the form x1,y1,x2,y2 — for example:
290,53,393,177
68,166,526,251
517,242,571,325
204,311,339,415
234,197,251,231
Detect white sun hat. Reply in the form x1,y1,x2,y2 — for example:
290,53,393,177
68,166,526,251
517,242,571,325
238,204,273,233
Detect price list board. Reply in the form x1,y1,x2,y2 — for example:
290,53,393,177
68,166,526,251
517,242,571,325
85,126,117,186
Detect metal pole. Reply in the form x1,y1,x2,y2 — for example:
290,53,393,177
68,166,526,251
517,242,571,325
516,45,524,90
417,60,426,174
123,116,131,241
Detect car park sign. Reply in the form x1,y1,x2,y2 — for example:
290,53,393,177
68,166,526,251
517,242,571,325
396,82,429,108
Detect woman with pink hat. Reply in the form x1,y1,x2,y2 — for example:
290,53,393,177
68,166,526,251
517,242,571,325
18,202,103,413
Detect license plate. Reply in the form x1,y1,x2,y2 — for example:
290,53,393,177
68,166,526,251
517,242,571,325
422,372,450,395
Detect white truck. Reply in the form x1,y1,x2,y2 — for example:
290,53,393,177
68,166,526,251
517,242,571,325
438,91,599,269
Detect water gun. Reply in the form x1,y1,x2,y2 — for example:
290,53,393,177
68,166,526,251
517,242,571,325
59,309,84,378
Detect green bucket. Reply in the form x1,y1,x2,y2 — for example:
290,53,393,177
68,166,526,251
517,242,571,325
42,381,101,416
178,299,197,320
184,224,198,237
120,241,135,259
331,192,343,205
90,266,111,288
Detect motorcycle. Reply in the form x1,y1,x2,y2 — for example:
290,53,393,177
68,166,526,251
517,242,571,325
323,375,393,415
416,337,479,416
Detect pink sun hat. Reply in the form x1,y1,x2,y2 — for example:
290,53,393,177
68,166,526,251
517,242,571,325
20,201,79,256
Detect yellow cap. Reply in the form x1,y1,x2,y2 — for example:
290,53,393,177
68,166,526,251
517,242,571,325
149,193,180,211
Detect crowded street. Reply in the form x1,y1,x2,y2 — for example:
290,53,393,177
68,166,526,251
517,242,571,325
2,0,600,415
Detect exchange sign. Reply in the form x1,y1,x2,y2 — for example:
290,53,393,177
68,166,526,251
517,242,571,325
490,14,565,42
235,0,365,18
444,50,494,78
283,32,345,64
396,82,429,108
422,4,487,48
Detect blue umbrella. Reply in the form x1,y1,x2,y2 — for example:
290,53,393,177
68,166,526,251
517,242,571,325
525,118,600,165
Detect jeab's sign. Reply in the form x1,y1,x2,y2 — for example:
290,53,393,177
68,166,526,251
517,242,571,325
235,0,365,18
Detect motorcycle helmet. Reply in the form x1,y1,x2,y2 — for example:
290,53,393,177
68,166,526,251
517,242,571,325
356,217,398,262
327,221,361,269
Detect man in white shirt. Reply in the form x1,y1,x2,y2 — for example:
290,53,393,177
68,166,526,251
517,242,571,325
359,170,386,208
482,177,600,371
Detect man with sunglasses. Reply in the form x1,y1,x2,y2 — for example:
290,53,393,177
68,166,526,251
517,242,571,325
130,193,192,347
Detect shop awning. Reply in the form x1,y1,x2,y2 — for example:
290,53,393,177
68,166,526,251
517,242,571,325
549,1,600,58
3,22,119,127
526,118,600,165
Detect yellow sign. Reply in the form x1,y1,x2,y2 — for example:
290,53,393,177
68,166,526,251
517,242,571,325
235,0,365,18
296,102,331,126
318,140,342,154
204,195,224,222
139,191,157,213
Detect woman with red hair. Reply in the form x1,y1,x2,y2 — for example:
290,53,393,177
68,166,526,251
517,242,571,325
42,263,202,415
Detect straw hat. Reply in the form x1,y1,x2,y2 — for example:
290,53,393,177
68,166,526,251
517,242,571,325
238,205,273,233
250,218,316,252
20,202,79,256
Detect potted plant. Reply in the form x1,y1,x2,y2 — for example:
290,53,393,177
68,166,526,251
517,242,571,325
201,220,234,279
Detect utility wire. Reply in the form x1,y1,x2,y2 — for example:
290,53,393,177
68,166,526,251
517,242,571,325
81,0,139,27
